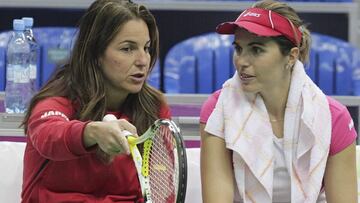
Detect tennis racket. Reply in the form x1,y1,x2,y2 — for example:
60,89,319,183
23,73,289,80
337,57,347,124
103,114,187,203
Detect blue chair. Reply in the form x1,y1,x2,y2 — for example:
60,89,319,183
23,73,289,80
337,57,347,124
147,60,161,89
334,39,354,95
311,33,337,95
164,38,196,93
304,48,317,83
312,33,355,95
33,27,77,87
0,31,12,91
164,34,207,93
194,33,234,93
0,47,6,91
179,55,197,93
196,48,214,93
352,49,360,95
213,35,234,90
164,32,234,93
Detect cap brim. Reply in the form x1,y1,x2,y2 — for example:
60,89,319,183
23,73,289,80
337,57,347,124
216,21,282,37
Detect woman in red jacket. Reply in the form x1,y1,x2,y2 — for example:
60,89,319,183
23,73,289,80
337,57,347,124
21,0,170,202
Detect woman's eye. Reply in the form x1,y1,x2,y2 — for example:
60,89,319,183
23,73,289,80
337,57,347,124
233,45,242,54
252,46,263,55
144,46,151,53
121,47,132,52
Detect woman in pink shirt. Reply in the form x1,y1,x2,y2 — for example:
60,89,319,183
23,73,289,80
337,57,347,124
20,0,170,202
200,0,357,202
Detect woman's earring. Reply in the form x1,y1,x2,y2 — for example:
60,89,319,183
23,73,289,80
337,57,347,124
286,63,292,70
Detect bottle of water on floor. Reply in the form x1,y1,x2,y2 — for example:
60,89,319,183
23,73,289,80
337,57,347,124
23,17,38,94
5,19,31,114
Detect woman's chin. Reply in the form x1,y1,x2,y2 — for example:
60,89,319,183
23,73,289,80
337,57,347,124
241,85,258,93
127,84,144,94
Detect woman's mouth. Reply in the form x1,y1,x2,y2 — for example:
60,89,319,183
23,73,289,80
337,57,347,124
240,72,255,82
129,73,146,83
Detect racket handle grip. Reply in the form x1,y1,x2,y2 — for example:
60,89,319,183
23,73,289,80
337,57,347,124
122,130,133,137
125,132,137,145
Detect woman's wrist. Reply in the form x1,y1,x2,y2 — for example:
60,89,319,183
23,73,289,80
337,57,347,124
83,121,99,148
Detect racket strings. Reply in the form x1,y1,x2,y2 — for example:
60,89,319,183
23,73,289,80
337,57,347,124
148,125,178,203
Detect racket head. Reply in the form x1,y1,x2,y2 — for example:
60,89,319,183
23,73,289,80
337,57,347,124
141,119,187,203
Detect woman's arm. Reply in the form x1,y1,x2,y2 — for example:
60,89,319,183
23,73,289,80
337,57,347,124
200,123,235,203
324,141,358,203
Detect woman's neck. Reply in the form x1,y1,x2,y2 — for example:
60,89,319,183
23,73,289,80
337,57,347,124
105,89,128,112
261,79,291,120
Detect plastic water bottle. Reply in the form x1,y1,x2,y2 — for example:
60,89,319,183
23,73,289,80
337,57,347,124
23,17,38,94
5,19,31,114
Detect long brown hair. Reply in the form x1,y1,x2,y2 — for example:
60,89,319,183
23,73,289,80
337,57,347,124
23,0,165,134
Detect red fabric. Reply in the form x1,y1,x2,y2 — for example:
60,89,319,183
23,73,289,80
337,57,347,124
200,90,357,156
216,7,302,46
21,96,171,203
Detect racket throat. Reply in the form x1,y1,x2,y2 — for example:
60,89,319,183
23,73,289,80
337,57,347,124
143,179,152,203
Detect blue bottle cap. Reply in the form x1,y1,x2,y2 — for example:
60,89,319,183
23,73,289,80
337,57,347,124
13,19,25,31
22,17,34,27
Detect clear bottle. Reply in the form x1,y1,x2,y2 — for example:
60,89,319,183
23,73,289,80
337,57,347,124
22,17,38,94
5,19,31,114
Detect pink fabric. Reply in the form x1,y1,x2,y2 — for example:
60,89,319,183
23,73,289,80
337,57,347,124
200,90,357,156
327,96,357,155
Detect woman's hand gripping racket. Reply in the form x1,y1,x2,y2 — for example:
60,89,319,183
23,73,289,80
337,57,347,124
103,114,187,203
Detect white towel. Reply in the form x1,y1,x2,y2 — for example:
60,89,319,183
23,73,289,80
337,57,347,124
205,60,331,202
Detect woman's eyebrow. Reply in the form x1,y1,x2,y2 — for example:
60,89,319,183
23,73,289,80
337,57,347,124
232,41,266,46
117,40,136,45
116,40,151,46
248,41,266,46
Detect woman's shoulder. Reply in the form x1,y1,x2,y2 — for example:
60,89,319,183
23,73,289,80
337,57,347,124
32,96,77,117
36,96,73,107
326,96,357,155
159,102,172,119
203,90,222,107
326,96,355,133
326,96,348,115
199,89,222,124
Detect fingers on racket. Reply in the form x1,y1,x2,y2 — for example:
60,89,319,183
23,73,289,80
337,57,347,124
102,115,132,155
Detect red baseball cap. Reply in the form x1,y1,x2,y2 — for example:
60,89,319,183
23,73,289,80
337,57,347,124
216,7,302,46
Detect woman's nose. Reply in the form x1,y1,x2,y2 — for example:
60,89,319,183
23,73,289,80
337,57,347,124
135,50,149,67
233,52,250,70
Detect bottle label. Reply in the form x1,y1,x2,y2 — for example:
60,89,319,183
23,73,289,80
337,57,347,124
6,64,14,81
48,48,70,63
13,65,30,83
29,64,37,79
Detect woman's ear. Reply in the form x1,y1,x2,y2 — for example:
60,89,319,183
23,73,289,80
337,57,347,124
288,47,300,66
